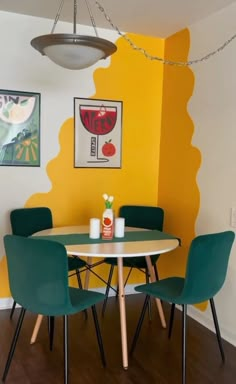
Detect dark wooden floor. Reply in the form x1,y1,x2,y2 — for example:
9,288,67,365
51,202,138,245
0,294,236,384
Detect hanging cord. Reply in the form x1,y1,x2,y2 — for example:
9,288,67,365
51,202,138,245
95,0,236,66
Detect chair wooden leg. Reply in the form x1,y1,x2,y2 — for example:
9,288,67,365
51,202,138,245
182,304,187,384
91,305,106,367
30,314,44,344
63,315,69,384
102,265,114,316
130,295,150,356
2,307,26,382
210,298,225,362
168,303,175,339
9,300,16,319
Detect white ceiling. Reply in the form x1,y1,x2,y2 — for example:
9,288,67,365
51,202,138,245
0,0,235,38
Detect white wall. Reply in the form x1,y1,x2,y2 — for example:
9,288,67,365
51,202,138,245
0,11,117,257
188,3,236,346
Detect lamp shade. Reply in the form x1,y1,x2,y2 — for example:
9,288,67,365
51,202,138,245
31,33,117,70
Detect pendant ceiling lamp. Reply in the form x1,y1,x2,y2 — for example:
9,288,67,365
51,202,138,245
31,0,117,70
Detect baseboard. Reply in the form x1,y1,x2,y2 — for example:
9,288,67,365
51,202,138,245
0,297,18,310
175,304,236,348
97,287,236,348
92,283,138,296
0,285,138,311
2,287,235,348
187,306,236,348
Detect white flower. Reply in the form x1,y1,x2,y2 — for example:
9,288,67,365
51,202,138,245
103,193,114,208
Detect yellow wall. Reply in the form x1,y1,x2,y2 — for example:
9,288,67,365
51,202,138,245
27,34,165,218
158,29,203,307
0,33,165,294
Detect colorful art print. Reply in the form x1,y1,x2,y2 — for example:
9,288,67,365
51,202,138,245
0,89,40,166
74,97,123,168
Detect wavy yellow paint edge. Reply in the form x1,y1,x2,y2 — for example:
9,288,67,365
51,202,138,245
158,29,205,310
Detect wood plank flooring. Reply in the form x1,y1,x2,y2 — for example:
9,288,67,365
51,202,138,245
0,294,235,383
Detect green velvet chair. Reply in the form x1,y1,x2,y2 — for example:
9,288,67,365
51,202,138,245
9,207,87,318
102,205,164,315
130,231,235,384
3,235,106,384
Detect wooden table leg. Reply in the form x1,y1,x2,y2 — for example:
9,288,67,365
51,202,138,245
145,255,166,328
30,314,43,344
117,257,128,369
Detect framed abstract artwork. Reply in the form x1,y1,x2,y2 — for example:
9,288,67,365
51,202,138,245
74,97,123,168
0,89,40,166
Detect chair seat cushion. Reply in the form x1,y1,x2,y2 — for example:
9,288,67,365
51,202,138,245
27,288,105,316
69,287,105,314
67,256,86,271
135,277,185,304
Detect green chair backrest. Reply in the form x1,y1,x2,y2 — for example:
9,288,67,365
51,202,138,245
119,205,164,266
4,235,72,316
180,231,235,304
10,207,53,237
119,205,164,231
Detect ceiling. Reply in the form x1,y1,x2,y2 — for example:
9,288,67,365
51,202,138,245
0,0,235,38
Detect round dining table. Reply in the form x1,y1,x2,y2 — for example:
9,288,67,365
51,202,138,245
31,225,179,369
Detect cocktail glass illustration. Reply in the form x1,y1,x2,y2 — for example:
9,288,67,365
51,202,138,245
79,104,117,163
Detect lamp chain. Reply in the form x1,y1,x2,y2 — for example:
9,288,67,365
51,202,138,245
51,0,65,34
85,0,99,37
50,0,98,37
95,0,236,66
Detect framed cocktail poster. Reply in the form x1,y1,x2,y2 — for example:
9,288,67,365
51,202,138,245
74,97,123,168
0,89,40,166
